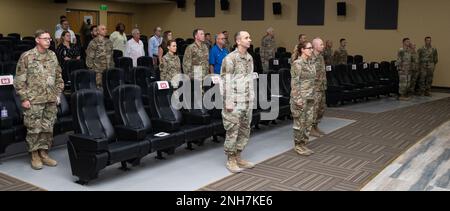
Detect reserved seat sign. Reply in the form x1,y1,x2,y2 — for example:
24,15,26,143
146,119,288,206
157,81,170,90
0,75,13,86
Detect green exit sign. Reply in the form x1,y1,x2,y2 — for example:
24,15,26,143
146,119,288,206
100,5,108,11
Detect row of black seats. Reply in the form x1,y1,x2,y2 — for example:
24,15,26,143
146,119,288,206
275,61,399,106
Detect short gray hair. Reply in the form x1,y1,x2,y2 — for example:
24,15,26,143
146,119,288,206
132,28,140,36
34,29,50,38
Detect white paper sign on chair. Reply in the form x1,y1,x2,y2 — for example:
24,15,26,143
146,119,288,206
157,81,170,90
273,59,279,66
374,63,379,69
363,63,368,69
326,66,332,72
352,64,357,70
0,75,13,86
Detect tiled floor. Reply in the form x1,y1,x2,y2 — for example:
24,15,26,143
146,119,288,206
362,121,450,191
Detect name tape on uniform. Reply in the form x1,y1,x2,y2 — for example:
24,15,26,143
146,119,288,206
374,63,379,69
326,66,332,72
252,72,259,80
0,75,13,86
194,65,202,75
157,81,170,90
273,59,279,66
352,64,357,70
211,75,221,85
363,63,368,69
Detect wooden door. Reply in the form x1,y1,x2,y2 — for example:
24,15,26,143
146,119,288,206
107,12,133,35
66,9,99,43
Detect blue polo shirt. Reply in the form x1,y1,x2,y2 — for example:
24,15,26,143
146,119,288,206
209,44,229,74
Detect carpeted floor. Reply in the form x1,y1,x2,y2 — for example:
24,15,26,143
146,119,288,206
199,98,450,191
0,172,45,191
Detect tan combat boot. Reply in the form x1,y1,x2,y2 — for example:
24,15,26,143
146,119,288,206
226,153,243,173
398,95,410,101
39,150,58,167
310,126,324,137
316,126,326,136
30,151,43,170
294,143,314,156
236,151,255,169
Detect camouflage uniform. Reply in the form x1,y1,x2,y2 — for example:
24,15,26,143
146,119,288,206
14,47,64,152
221,50,254,156
397,47,412,96
311,53,327,128
418,46,438,95
260,35,276,73
159,52,181,87
333,47,348,65
86,37,114,88
183,42,209,80
290,57,316,149
409,48,419,95
323,47,333,66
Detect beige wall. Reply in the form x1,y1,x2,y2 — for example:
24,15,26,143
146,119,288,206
0,0,147,36
0,0,448,87
141,0,449,88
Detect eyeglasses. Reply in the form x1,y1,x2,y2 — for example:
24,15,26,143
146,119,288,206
304,47,313,50
38,37,52,41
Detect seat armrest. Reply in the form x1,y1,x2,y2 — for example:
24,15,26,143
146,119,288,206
151,119,180,132
0,117,13,129
68,134,109,152
183,111,211,125
115,125,147,141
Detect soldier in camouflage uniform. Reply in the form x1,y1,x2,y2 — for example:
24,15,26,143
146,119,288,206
409,43,420,95
221,31,255,173
260,27,276,73
291,34,307,62
291,41,316,156
183,29,209,81
14,29,64,170
397,38,412,100
86,25,114,88
333,38,348,65
418,36,438,96
323,40,333,66
160,40,181,87
310,38,327,138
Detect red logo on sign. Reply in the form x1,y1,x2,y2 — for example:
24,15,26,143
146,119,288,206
160,83,167,89
1,78,10,85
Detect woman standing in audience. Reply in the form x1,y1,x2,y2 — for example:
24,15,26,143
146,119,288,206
56,30,81,71
290,41,316,156
159,40,181,87
158,31,173,64
109,23,127,54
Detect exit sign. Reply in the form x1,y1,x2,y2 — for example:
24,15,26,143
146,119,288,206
100,5,108,11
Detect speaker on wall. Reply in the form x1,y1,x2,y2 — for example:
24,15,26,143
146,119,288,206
177,0,186,8
273,2,282,15
54,0,67,3
220,0,230,11
337,2,346,16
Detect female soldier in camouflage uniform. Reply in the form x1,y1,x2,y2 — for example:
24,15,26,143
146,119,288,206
159,40,181,87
